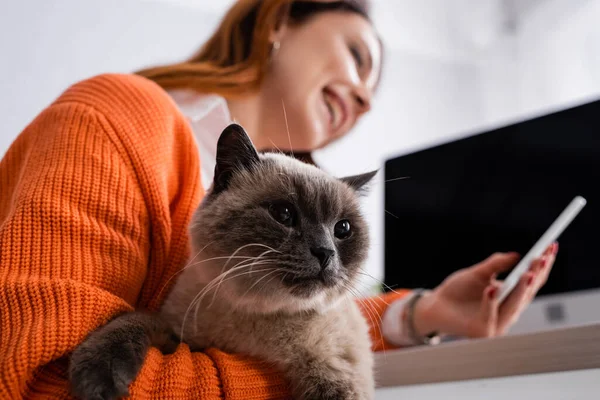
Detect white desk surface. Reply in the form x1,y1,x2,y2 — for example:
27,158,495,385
373,323,600,399
375,368,600,399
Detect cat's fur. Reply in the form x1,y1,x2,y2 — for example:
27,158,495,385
69,124,377,400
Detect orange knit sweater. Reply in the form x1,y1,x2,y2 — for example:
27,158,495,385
0,74,408,399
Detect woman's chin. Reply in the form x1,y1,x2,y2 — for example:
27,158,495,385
307,123,332,151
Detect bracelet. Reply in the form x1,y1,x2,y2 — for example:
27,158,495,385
406,289,441,345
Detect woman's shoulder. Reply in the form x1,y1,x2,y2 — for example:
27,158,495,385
57,73,180,122
41,73,200,197
52,73,195,161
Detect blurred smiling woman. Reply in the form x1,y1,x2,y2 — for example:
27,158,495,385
0,0,556,398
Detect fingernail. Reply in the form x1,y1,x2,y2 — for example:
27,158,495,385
488,287,497,299
553,242,559,255
541,257,548,268
527,275,534,286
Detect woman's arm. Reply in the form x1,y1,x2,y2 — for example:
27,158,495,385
0,100,150,397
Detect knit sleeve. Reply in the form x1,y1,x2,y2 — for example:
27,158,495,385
0,102,145,397
356,290,412,352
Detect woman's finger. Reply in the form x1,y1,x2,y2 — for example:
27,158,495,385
544,242,559,257
531,254,555,297
497,272,535,332
541,252,556,284
473,252,521,278
532,242,558,292
477,282,501,337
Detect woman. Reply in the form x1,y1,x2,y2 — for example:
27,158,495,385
0,0,556,398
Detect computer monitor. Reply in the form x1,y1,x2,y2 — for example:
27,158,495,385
384,99,600,334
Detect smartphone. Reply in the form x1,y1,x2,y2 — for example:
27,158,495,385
497,196,587,303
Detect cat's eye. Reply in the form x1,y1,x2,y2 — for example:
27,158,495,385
334,220,352,239
268,201,296,227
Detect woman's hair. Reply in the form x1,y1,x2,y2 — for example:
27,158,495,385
137,0,376,165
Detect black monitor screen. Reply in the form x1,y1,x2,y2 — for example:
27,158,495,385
384,100,600,296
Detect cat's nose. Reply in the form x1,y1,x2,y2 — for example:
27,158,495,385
310,247,335,269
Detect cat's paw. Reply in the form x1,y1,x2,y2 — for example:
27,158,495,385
69,333,147,400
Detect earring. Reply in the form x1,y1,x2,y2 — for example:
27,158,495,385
270,41,281,60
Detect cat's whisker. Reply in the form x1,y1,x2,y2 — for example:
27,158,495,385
268,138,284,154
185,255,255,268
235,268,286,308
385,176,410,183
155,242,255,300
358,294,385,339
262,272,282,291
258,275,282,305
202,265,275,311
208,260,278,308
213,245,281,283
185,265,276,339
222,244,282,270
385,210,399,219
204,266,278,313
281,98,294,157
357,269,401,297
362,295,388,361
190,266,278,336
343,283,387,359
193,256,277,322
247,249,278,273
236,267,282,302
169,254,256,294
181,259,275,340
360,295,385,338
280,271,290,286
215,251,272,282
207,260,266,306
343,281,384,334
345,285,381,346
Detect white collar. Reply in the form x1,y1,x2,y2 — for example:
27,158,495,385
168,89,232,191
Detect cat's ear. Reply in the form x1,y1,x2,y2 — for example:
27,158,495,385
213,123,260,193
340,170,378,194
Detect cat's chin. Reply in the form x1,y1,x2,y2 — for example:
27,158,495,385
225,284,348,315
281,271,338,290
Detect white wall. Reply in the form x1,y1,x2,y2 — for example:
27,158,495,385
478,0,600,126
0,0,220,156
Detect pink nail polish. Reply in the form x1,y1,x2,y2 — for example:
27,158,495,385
553,242,559,255
527,275,534,286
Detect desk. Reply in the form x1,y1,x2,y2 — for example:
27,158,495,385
374,323,600,398
375,368,599,399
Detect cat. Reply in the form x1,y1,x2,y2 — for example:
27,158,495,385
69,123,377,400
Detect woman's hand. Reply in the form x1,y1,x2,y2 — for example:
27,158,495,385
413,243,558,339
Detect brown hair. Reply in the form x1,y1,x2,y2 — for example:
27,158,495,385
137,0,375,164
